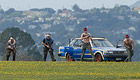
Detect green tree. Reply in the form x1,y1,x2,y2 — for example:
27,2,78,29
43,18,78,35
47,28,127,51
72,4,82,12
5,8,15,14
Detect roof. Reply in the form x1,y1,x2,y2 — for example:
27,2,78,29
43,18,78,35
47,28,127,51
75,37,106,40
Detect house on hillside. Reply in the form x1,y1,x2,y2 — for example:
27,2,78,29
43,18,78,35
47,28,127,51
59,9,72,17
133,7,140,14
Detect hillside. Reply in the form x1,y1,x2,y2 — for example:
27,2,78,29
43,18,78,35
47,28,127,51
130,1,140,9
0,4,140,61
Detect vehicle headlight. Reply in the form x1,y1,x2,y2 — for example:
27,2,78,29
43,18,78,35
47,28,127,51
106,51,113,54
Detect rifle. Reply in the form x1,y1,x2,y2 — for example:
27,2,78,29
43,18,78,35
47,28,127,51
46,40,53,51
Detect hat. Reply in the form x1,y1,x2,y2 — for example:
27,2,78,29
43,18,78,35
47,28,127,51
125,35,129,38
84,28,87,31
10,37,14,40
46,34,51,37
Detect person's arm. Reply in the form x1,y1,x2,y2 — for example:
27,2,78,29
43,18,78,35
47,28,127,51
81,33,88,40
42,39,49,48
15,41,16,49
7,41,10,48
51,43,53,49
42,42,49,48
50,40,53,49
131,39,135,49
123,40,129,48
7,41,13,50
88,33,92,40
81,33,84,40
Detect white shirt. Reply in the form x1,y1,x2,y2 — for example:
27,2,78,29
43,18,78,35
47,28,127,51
7,39,16,48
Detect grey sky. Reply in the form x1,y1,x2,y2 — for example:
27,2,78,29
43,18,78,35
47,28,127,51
0,0,139,11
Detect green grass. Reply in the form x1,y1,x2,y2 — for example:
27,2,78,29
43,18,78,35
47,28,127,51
0,61,140,80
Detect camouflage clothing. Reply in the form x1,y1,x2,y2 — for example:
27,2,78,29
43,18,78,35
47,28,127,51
43,48,55,61
81,43,95,61
6,48,16,61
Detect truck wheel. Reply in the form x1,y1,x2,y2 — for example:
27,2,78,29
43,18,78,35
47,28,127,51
96,54,102,62
67,54,73,61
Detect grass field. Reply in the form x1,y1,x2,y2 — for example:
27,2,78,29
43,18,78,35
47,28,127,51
0,61,140,80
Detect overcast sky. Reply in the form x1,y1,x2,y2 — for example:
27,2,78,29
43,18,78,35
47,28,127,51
0,0,139,11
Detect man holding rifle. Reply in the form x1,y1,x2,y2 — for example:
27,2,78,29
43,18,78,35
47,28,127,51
123,35,135,62
6,37,16,61
42,34,56,61
80,28,95,61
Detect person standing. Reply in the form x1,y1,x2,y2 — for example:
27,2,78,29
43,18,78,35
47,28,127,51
80,28,95,61
123,35,135,62
6,37,16,61
42,34,56,61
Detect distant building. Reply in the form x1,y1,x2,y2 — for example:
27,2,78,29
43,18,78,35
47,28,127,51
69,16,77,20
59,9,72,17
130,16,139,22
28,25,37,29
100,9,110,13
133,7,140,14
40,24,51,29
117,16,124,20
128,27,136,32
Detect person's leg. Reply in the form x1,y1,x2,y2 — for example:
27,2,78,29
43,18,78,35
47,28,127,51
43,48,48,61
6,49,11,61
81,43,86,61
125,48,131,62
87,43,95,60
49,49,56,61
12,50,16,61
130,49,134,61
128,49,131,62
130,49,134,57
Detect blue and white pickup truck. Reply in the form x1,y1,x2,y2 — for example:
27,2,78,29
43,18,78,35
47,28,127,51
58,37,127,62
